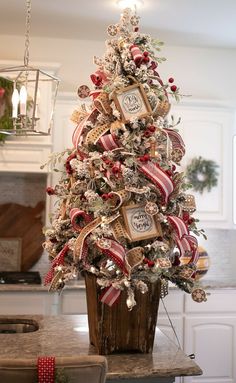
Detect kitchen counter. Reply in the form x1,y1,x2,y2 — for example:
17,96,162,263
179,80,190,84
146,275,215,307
0,315,202,381
0,276,236,291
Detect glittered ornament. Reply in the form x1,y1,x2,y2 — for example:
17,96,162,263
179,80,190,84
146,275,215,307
191,288,207,303
107,24,118,36
97,238,112,250
77,85,90,99
130,15,140,26
145,201,159,216
157,258,172,269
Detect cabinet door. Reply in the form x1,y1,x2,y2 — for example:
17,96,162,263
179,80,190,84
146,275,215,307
158,316,183,347
53,99,78,152
184,316,236,383
59,289,87,314
0,291,59,315
172,104,234,228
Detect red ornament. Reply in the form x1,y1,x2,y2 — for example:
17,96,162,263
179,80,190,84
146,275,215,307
170,85,177,92
148,125,156,133
46,187,55,196
168,77,174,83
143,51,149,57
188,217,195,225
139,154,150,163
142,56,150,63
111,161,121,174
134,27,139,32
144,130,151,137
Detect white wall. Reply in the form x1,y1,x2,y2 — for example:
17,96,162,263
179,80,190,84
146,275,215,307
0,34,236,105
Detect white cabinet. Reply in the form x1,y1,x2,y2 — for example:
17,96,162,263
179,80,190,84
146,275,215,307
183,290,236,383
172,102,235,228
158,290,184,348
59,288,87,315
0,289,60,315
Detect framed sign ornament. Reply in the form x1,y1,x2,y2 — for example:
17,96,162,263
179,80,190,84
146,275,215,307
112,83,152,123
121,204,162,242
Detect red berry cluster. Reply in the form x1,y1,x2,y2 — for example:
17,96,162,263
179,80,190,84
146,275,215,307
168,77,177,92
144,258,155,267
46,187,55,196
182,212,195,225
144,125,156,137
101,193,113,201
139,153,150,163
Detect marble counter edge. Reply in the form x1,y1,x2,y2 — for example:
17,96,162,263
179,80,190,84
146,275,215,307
0,315,202,379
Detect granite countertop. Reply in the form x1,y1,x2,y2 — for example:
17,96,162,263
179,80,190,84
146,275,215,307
0,315,202,379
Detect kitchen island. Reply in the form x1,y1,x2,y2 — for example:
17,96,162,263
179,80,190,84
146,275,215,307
0,314,202,382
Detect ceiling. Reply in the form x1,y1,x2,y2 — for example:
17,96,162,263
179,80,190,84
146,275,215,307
1,0,236,49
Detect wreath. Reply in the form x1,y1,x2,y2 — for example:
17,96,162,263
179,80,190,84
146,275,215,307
186,156,219,194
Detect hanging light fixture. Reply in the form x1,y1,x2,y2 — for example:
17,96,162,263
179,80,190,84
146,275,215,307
0,0,60,136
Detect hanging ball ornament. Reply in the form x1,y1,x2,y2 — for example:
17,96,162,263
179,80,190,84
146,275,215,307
145,201,159,216
191,288,207,303
107,24,118,37
77,85,90,99
130,15,140,26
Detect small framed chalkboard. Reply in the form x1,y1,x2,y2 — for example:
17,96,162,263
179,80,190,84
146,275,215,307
0,238,22,271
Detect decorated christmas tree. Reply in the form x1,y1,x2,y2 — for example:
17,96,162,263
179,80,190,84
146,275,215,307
43,8,207,310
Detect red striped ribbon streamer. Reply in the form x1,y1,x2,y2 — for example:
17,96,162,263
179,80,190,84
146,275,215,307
168,216,189,237
89,90,101,100
37,356,55,383
168,216,199,264
130,44,143,65
139,161,174,203
96,237,128,306
44,244,69,285
72,108,97,149
164,128,185,154
183,234,199,264
96,237,128,275
100,285,121,306
99,133,119,151
70,208,92,232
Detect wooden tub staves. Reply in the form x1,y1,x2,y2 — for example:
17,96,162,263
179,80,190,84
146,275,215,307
84,273,161,355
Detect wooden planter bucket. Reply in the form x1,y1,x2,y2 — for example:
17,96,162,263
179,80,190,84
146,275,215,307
84,273,161,355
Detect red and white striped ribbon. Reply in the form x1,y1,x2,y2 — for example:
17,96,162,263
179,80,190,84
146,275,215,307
44,244,69,285
168,216,199,265
70,208,92,232
89,90,101,100
99,133,119,151
96,238,128,274
167,216,189,238
183,234,199,264
130,44,143,66
72,108,97,149
164,128,185,154
139,161,174,203
100,285,121,306
37,356,55,383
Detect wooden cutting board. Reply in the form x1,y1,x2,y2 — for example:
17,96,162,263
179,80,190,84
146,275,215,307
0,202,45,271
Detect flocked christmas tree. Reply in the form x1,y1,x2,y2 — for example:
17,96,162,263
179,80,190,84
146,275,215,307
43,8,207,309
